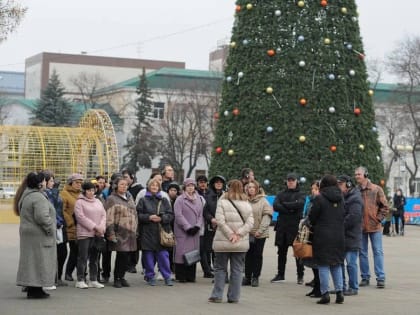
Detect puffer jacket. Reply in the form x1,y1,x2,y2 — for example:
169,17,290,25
249,194,272,239
212,198,253,253
60,184,81,241
74,194,106,239
359,181,389,233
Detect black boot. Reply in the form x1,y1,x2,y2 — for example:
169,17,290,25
27,287,50,299
335,291,344,304
306,288,322,297
316,292,330,304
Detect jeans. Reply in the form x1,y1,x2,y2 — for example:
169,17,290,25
318,264,343,294
77,238,99,281
210,252,245,302
359,231,385,281
342,250,359,291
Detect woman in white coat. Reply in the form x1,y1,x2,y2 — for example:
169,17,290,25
208,179,253,304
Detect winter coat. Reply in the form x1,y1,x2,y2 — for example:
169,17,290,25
359,181,389,233
16,188,57,287
128,182,143,200
273,187,305,246
249,194,272,239
45,187,67,242
202,188,223,251
135,188,170,205
60,184,81,241
212,198,254,253
393,194,406,215
137,192,173,251
343,188,363,251
74,194,106,239
308,186,345,266
173,192,204,264
105,192,138,252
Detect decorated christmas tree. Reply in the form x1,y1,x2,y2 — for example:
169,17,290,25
209,0,384,193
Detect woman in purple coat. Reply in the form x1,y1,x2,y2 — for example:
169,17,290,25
173,178,204,282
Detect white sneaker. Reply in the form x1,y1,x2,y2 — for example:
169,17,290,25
75,281,89,289
88,281,104,289
43,286,57,290
157,274,164,281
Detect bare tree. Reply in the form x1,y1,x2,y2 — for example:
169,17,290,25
156,85,220,179
0,97,10,124
0,0,27,44
367,57,385,89
386,35,420,195
70,72,109,109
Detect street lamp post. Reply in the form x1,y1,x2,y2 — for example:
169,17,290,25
396,144,413,196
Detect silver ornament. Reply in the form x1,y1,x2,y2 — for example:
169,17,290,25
263,179,270,185
266,126,273,133
329,106,336,113
275,10,281,16
264,155,271,161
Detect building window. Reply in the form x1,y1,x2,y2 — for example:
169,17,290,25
195,170,206,179
153,102,165,120
414,178,420,197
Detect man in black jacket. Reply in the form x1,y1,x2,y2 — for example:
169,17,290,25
271,173,306,284
337,175,363,296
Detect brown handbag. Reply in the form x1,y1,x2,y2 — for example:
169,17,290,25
156,200,175,248
292,225,312,259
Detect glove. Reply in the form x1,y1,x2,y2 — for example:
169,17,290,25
186,226,200,235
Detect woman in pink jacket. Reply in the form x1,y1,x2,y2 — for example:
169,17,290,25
74,182,106,289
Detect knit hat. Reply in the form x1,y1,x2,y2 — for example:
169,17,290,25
183,178,196,187
67,173,84,184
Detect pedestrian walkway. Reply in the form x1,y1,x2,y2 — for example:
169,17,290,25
0,223,419,315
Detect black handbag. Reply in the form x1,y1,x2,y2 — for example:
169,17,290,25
183,249,201,266
93,236,107,252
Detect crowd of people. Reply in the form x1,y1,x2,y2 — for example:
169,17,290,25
14,165,400,305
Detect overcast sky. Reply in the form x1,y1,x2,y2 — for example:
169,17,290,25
1,0,418,82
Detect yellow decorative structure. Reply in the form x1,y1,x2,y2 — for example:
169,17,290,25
0,109,119,188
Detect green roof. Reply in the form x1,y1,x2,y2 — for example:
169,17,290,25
372,82,420,103
101,67,223,93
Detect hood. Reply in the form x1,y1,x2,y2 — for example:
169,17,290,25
321,186,343,203
209,175,226,192
249,193,266,203
77,193,97,202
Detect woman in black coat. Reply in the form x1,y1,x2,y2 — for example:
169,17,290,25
308,175,345,305
200,175,226,278
393,189,406,235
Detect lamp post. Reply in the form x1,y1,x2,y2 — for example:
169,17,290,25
396,144,413,196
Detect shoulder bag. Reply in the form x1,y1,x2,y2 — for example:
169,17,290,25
292,224,312,259
157,200,175,248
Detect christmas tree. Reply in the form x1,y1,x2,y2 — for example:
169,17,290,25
209,0,384,193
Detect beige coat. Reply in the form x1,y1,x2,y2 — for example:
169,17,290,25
213,198,253,252
249,194,273,239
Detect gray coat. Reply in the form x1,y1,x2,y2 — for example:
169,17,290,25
173,192,204,264
16,188,57,287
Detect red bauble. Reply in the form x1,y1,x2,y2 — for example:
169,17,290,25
358,53,365,60
235,5,241,12
215,147,223,154
330,145,337,152
299,98,307,106
320,0,328,7
267,49,275,57
354,107,361,115
232,108,240,116
213,112,220,120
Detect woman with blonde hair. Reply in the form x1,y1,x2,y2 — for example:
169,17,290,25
208,180,253,304
242,179,272,287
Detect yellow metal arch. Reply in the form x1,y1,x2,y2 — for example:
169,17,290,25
0,109,119,188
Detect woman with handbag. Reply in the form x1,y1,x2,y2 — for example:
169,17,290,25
242,179,272,287
208,180,254,304
137,178,174,286
74,181,106,289
105,177,138,288
173,178,204,283
307,175,345,305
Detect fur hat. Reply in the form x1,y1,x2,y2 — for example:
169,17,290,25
183,178,196,187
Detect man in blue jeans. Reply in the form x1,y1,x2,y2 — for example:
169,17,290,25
337,175,363,295
354,167,389,289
